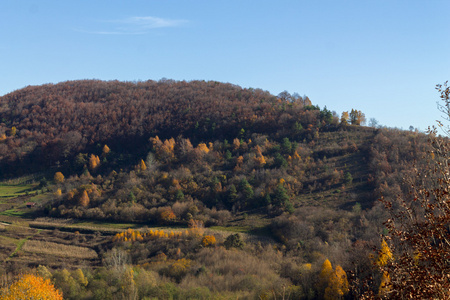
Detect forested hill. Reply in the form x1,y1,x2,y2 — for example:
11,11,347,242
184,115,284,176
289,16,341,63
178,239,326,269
0,79,433,297
0,79,325,176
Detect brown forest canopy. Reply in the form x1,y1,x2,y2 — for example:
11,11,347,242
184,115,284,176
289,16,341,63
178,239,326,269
0,79,322,176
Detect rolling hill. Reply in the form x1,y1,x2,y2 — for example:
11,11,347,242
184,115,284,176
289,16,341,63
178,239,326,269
0,79,432,299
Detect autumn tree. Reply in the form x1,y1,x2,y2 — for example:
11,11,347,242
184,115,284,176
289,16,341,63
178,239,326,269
162,258,192,283
36,265,53,280
196,143,209,153
316,258,333,298
374,82,450,299
151,136,176,163
79,190,90,207
349,109,366,125
378,272,391,297
102,144,110,156
54,188,62,197
324,265,349,300
54,171,64,183
159,207,176,223
73,268,88,287
376,239,393,267
8,126,16,137
139,159,147,172
202,235,216,247
233,138,241,150
253,145,266,166
340,111,349,125
88,154,100,170
120,266,137,300
0,274,63,300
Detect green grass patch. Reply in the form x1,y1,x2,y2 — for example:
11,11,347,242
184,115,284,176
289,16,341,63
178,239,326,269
27,193,49,202
9,238,27,258
29,219,147,235
0,209,27,217
0,184,37,198
209,226,252,233
74,220,142,230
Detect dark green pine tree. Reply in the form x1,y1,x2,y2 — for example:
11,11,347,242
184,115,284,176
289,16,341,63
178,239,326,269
239,178,254,204
227,184,238,204
273,184,294,213
281,137,292,154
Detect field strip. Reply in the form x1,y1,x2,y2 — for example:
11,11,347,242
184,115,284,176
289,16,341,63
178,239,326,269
9,239,27,258
22,240,98,259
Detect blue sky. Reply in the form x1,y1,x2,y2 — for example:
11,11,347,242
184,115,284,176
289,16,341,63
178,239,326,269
1,1,449,131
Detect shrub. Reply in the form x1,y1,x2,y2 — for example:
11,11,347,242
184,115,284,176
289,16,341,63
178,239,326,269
224,233,245,250
202,235,216,247
1,274,63,300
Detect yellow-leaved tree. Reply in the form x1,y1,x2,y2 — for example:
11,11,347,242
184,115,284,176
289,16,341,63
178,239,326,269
150,136,176,162
317,259,333,297
349,109,366,125
9,126,16,137
340,111,349,125
196,143,210,153
102,144,110,156
0,274,63,300
324,265,349,300
54,171,64,183
202,235,216,247
79,190,90,207
376,239,393,267
89,154,100,170
54,188,62,197
139,159,147,172
378,271,391,296
254,145,266,167
73,268,88,287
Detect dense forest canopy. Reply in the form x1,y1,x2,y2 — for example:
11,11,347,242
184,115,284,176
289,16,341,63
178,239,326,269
0,79,324,176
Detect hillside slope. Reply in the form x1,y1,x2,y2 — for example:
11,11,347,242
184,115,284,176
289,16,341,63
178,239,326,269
0,80,432,298
0,80,317,176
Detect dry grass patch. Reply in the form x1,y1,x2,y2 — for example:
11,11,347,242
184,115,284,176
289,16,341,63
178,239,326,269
22,240,98,259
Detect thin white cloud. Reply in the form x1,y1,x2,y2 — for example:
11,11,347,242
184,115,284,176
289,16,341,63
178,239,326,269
119,16,186,29
77,16,187,35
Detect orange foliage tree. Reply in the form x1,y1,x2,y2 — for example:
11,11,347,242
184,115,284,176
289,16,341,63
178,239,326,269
349,109,366,125
202,235,216,247
340,111,349,125
159,207,176,223
196,143,209,153
253,145,266,167
0,274,63,300
151,136,176,162
54,171,64,183
139,159,147,172
102,144,110,155
54,188,62,197
79,190,90,207
88,154,100,170
324,265,349,300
